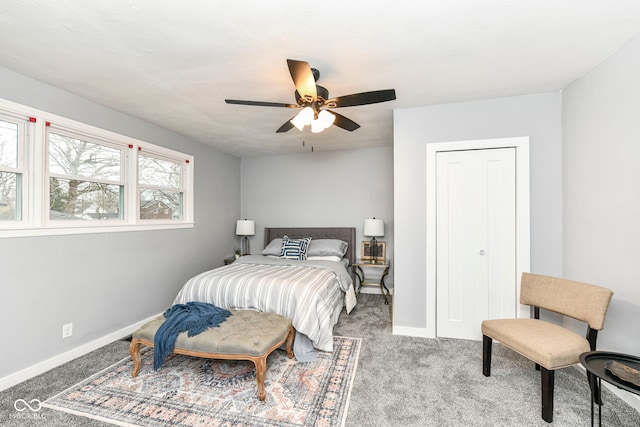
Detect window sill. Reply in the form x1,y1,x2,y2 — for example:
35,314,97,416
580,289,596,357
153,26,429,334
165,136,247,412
0,222,195,239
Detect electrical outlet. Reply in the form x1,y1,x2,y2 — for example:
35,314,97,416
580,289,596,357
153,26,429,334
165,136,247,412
62,323,73,339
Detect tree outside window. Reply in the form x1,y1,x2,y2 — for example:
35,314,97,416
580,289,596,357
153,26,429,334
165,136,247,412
48,132,123,220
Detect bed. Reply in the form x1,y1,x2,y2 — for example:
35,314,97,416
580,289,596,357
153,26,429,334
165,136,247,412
172,227,357,357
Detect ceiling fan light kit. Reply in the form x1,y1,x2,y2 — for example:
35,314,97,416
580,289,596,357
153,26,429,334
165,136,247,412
315,110,336,132
225,59,396,134
291,107,336,133
290,106,314,131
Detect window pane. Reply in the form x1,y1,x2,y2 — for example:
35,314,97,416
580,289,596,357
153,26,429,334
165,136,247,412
0,120,18,168
0,172,19,220
50,177,122,220
139,188,182,220
48,133,121,181
138,155,181,189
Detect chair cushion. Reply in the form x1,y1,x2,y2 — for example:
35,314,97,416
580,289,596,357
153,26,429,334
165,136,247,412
133,309,292,357
482,318,590,370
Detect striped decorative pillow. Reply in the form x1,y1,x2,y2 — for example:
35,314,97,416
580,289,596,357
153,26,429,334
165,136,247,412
280,235,312,260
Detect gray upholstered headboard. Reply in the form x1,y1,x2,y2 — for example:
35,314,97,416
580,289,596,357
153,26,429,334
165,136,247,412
264,227,356,266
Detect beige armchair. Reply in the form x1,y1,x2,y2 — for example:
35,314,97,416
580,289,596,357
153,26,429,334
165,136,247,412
481,272,613,423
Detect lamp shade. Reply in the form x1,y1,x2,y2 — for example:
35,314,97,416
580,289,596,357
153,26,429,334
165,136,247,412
235,219,255,236
364,218,384,237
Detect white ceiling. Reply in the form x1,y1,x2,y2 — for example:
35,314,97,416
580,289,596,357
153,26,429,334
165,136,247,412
1,1,640,158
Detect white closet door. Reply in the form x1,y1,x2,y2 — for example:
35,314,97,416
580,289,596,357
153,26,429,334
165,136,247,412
436,147,517,340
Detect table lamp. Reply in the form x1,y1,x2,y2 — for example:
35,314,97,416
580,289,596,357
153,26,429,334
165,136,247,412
236,219,255,256
364,217,384,264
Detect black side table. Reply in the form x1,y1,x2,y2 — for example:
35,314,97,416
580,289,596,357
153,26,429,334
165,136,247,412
579,351,640,427
352,260,391,304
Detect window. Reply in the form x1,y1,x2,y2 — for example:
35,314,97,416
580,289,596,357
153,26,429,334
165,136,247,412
138,152,185,221
47,129,125,221
0,114,26,222
0,98,194,238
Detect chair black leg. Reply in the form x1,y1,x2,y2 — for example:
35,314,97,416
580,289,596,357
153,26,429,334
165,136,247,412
541,367,555,423
483,335,492,377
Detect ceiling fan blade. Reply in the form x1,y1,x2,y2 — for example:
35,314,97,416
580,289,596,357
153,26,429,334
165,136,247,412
331,112,360,131
287,59,317,101
225,99,298,108
327,89,396,108
276,117,296,133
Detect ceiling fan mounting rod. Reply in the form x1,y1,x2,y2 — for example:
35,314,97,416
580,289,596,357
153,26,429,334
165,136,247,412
311,67,320,82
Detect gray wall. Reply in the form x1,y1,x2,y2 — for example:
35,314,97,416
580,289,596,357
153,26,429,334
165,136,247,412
0,67,241,378
393,92,563,331
240,147,394,286
563,33,640,357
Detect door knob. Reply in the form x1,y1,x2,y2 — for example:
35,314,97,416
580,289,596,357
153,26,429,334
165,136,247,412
479,250,486,255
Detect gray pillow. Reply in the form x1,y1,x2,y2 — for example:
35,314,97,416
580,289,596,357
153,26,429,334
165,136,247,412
262,238,283,256
307,239,348,257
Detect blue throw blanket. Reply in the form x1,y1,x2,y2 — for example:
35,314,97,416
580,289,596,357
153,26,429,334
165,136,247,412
153,302,232,370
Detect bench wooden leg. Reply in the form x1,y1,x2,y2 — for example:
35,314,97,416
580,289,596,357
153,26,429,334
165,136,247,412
285,326,295,359
129,339,142,378
254,357,267,401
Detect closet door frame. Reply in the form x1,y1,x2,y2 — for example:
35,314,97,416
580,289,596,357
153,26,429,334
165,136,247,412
425,137,531,338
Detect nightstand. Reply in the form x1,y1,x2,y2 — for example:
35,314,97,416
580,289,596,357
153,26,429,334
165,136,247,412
352,259,391,304
224,257,236,265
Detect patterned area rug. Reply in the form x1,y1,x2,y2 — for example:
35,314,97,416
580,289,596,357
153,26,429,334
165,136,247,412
43,336,361,427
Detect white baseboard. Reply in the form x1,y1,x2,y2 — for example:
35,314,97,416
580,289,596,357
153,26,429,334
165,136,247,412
0,312,162,392
392,324,433,339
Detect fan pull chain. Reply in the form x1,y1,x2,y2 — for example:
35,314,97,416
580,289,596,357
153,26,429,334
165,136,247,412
301,140,314,152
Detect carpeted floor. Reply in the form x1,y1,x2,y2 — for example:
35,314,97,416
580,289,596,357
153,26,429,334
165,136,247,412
2,293,640,426
335,294,640,427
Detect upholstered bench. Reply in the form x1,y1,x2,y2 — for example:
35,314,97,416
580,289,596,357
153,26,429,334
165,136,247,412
129,309,295,401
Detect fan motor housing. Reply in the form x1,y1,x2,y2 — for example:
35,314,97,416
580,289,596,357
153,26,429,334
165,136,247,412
295,85,329,105
316,85,329,102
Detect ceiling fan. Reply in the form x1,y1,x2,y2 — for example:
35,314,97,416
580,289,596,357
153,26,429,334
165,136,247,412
225,59,396,133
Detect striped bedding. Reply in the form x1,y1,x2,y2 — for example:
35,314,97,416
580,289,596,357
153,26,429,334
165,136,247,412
172,255,357,352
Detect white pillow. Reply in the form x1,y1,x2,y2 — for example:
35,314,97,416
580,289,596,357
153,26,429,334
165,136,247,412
307,255,342,262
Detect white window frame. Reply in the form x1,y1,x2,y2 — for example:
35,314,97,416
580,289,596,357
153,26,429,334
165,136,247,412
45,122,128,227
136,145,193,224
0,98,194,239
0,109,31,229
